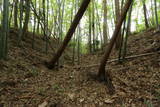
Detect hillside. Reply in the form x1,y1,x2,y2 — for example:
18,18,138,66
0,28,160,106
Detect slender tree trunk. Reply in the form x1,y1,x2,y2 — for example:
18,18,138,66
71,0,76,64
115,0,122,50
36,7,40,34
103,0,108,47
0,0,9,59
77,0,81,65
77,25,81,65
18,0,23,45
98,0,133,95
42,0,47,54
9,3,14,28
95,1,103,50
92,0,96,52
22,0,31,39
46,0,91,69
32,0,37,49
14,0,18,28
154,0,159,29
88,4,92,53
151,0,155,26
143,0,149,28
123,2,133,59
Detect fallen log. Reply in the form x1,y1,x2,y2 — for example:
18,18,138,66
76,51,160,68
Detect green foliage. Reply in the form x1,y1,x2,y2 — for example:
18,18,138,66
136,23,146,32
144,99,153,107
81,43,88,54
68,41,76,48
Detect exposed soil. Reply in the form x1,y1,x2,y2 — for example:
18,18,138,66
0,28,160,107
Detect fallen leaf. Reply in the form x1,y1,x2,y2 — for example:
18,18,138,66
67,93,75,100
79,98,84,103
38,101,48,107
104,99,115,104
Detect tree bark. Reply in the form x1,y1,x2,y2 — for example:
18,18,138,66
22,0,31,39
88,4,92,53
14,0,18,28
92,0,96,52
0,0,9,59
143,0,149,28
46,0,90,69
103,0,108,46
123,2,133,59
115,0,122,50
18,0,23,45
98,0,133,95
154,0,159,29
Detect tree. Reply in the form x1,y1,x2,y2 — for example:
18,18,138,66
142,0,149,28
154,0,159,29
14,0,18,28
22,0,31,38
88,4,92,53
32,0,37,49
92,0,96,52
115,0,122,50
103,0,108,47
46,0,91,69
123,2,133,59
0,0,9,60
98,0,133,95
18,0,24,45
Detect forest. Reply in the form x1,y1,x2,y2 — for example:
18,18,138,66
0,0,160,106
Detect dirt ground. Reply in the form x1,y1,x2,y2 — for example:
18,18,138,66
0,28,160,107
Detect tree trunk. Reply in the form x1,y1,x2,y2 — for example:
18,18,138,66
88,4,92,53
46,0,90,69
151,0,155,26
92,0,96,52
32,0,37,49
36,7,40,34
115,0,122,50
95,2,103,50
123,2,133,59
154,0,159,29
0,0,9,60
18,0,23,45
103,0,108,47
71,0,76,64
14,0,18,28
98,0,133,95
22,0,31,39
143,1,149,28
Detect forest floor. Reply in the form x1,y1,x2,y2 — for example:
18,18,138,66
0,28,160,107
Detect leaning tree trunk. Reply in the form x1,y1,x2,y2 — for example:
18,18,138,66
46,0,91,69
98,0,133,95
